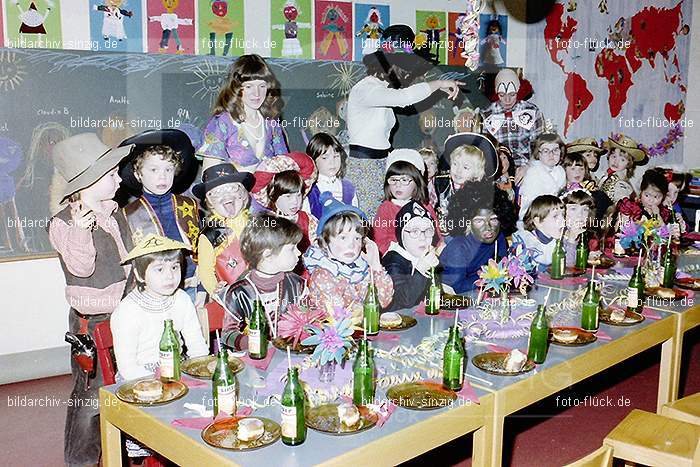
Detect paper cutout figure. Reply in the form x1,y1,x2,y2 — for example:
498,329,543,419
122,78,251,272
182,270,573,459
480,17,507,67
94,0,133,41
149,0,192,53
317,3,350,59
356,5,383,56
13,0,52,34
272,0,311,58
207,0,233,55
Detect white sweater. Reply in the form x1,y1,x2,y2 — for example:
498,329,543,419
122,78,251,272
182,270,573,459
518,160,566,220
347,76,432,150
111,289,209,380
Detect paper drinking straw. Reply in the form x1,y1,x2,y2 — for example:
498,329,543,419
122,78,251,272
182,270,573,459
494,242,498,261
591,265,596,282
454,304,459,328
216,329,222,353
544,289,552,307
637,248,643,268
287,346,292,371
363,317,367,340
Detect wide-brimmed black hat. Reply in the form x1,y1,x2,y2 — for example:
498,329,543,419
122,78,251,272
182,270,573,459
192,163,254,200
442,132,499,179
363,24,437,83
118,129,197,195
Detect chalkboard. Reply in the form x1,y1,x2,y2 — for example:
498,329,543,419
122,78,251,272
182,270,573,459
0,48,486,261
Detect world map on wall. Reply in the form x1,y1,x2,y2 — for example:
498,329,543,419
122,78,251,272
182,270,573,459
543,1,686,136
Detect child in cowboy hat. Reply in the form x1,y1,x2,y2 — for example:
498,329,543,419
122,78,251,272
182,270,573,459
598,133,647,205
111,233,209,381
47,133,134,466
194,163,255,296
111,233,208,459
118,129,203,309
566,137,606,181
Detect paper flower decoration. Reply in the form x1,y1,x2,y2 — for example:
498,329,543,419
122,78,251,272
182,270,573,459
505,255,534,293
620,220,644,249
301,318,355,365
476,258,509,294
277,304,327,348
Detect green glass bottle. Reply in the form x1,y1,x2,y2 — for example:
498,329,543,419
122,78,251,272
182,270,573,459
442,325,466,391
159,319,181,381
363,281,380,336
281,367,306,446
661,239,676,289
212,347,238,416
527,305,549,364
550,238,566,279
248,299,268,360
575,232,589,270
425,266,441,315
352,339,375,406
626,266,644,313
581,280,600,331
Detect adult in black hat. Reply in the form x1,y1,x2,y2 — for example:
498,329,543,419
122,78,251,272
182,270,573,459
346,24,464,218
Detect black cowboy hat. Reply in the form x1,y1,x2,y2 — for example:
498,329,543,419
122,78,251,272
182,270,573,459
118,129,197,195
192,163,254,200
442,132,500,179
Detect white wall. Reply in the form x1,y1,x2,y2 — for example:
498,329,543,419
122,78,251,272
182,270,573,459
683,0,700,168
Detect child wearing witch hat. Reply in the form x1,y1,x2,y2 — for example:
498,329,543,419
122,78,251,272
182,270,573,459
118,129,203,309
47,133,134,466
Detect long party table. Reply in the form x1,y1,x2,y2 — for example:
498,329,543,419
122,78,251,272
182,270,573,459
100,256,699,466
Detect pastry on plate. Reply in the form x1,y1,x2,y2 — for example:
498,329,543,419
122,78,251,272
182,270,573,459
237,418,265,442
133,379,163,402
552,329,579,344
337,403,360,427
504,349,527,372
609,308,626,323
379,312,402,327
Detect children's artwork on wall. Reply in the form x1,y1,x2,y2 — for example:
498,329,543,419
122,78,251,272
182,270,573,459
89,0,144,53
271,0,312,59
5,0,62,49
447,12,467,66
197,0,245,56
353,3,388,61
146,0,195,54
314,0,352,61
479,14,507,68
416,11,447,65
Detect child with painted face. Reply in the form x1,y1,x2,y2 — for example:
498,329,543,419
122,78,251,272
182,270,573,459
381,201,440,311
304,132,359,218
303,193,393,313
194,163,254,296
373,149,442,255
512,195,566,271
111,234,209,381
518,133,566,220
439,182,509,294
222,214,306,350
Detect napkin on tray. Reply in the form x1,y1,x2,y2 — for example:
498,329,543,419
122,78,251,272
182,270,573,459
241,346,276,371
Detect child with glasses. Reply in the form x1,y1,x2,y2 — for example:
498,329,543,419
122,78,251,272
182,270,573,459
439,182,509,294
518,133,566,221
373,149,442,255
381,201,440,311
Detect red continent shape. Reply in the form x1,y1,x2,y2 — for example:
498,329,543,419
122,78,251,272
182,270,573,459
595,49,633,118
563,72,593,136
544,3,577,71
628,3,682,70
664,101,684,122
